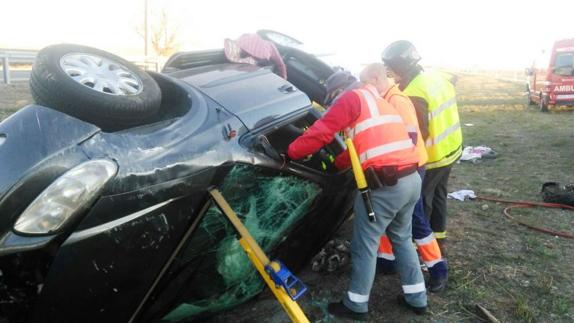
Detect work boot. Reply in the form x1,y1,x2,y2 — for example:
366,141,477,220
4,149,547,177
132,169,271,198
429,273,448,293
327,301,368,321
428,261,448,293
397,295,427,315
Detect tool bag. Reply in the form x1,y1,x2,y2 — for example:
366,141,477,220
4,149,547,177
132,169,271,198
541,182,574,206
365,165,418,188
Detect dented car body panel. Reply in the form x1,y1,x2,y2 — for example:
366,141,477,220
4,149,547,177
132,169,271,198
0,50,354,323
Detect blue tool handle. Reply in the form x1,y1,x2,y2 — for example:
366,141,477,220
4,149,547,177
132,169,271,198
265,260,308,301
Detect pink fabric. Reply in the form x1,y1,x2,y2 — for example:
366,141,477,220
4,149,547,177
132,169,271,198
224,34,287,79
224,39,257,65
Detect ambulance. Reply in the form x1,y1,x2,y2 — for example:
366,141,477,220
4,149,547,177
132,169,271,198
526,38,574,112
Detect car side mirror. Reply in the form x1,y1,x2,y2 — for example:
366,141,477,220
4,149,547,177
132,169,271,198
525,68,533,76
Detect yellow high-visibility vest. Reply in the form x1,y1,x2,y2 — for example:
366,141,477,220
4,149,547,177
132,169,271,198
403,72,463,169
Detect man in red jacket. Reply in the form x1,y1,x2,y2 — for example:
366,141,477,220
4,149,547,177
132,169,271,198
287,64,427,320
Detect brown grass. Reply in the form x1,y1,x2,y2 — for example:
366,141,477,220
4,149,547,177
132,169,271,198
1,75,573,322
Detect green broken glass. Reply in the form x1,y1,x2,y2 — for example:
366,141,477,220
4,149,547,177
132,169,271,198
163,164,320,322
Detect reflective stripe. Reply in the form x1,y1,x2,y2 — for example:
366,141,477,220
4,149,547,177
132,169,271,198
359,139,414,163
345,126,355,140
434,231,447,239
348,291,369,303
402,282,426,294
377,252,396,260
354,115,404,135
426,122,461,148
418,239,442,264
429,97,456,120
426,145,462,169
405,125,418,133
414,234,435,246
359,89,380,118
424,259,443,268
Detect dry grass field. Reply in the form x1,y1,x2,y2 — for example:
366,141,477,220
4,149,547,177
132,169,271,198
213,75,574,323
1,74,573,322
434,75,574,322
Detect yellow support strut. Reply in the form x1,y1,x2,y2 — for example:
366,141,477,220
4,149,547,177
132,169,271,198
208,189,310,323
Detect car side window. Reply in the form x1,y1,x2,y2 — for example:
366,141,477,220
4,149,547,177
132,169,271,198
160,164,320,321
252,111,345,175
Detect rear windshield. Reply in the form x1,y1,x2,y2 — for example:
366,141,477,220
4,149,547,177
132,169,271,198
554,52,574,76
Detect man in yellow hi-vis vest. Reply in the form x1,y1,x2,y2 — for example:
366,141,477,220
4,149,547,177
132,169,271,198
381,40,463,254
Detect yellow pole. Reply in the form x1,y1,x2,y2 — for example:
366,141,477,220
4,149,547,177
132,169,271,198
210,189,270,264
239,239,310,323
346,138,367,189
345,139,377,222
209,189,310,323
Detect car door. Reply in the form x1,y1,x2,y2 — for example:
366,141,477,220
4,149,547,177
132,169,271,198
135,109,355,323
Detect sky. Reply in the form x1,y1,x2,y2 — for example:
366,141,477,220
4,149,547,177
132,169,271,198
1,0,573,70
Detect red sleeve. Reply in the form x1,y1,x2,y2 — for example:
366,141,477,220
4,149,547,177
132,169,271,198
287,91,361,160
334,150,351,169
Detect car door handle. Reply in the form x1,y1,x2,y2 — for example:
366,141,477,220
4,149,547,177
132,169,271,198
278,84,296,94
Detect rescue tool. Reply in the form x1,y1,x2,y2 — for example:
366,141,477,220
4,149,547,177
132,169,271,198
346,138,377,222
208,189,310,323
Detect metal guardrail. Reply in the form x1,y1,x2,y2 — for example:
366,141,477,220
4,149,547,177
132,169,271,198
1,49,161,84
133,60,160,73
0,49,37,84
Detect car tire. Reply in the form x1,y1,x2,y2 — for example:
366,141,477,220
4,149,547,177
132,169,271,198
30,44,161,131
539,93,549,112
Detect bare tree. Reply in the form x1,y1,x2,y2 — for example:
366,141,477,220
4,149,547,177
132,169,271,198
136,5,181,57
150,10,180,57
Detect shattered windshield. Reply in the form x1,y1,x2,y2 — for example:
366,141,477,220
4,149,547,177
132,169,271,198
554,52,574,76
163,164,320,322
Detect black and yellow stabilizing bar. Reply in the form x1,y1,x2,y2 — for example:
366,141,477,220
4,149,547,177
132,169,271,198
345,138,376,222
208,189,310,323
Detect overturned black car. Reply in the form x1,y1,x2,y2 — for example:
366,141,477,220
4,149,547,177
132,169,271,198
0,31,355,322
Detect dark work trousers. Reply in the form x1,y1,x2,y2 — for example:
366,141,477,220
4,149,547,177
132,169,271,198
422,164,453,237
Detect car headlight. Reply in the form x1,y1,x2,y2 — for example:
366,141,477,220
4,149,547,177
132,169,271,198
14,159,118,235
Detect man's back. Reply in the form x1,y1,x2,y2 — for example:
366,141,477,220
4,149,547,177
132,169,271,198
384,85,428,167
403,72,462,169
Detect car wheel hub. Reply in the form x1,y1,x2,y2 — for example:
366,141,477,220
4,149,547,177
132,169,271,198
60,53,143,96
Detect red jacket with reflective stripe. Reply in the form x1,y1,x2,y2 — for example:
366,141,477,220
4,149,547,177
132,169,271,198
348,85,419,170
287,84,418,170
